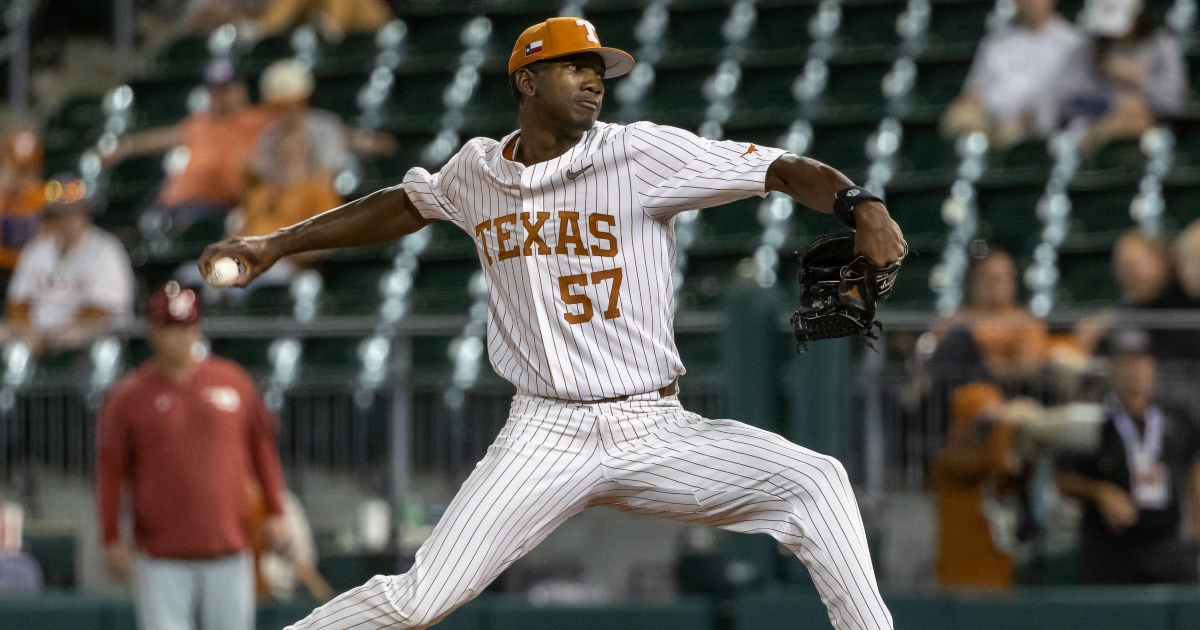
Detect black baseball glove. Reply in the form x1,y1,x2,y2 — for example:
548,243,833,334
791,233,902,350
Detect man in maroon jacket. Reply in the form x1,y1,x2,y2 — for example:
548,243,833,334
97,281,289,630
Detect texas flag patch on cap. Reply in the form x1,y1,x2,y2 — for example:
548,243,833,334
524,40,543,56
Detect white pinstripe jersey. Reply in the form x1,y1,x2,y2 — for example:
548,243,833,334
403,122,787,401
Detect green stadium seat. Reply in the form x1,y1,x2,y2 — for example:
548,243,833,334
320,260,391,315
731,66,802,128
820,60,890,120
24,531,75,588
461,72,520,136
1085,136,1145,173
694,198,761,255
1063,181,1137,252
682,255,742,311
244,284,295,317
644,67,711,128
130,78,196,129
411,259,479,314
809,120,876,176
384,72,453,133
925,0,991,59
310,73,371,123
660,6,730,68
956,588,1172,630
975,182,1043,255
885,252,936,308
1175,118,1200,168
105,153,164,206
898,121,957,178
315,31,379,77
239,34,294,78
0,594,113,630
411,334,455,373
985,137,1052,185
886,184,949,254
149,35,209,80
744,3,816,67
1164,179,1200,227
210,336,276,372
43,94,105,172
402,14,474,72
317,553,403,591
911,58,971,116
1057,252,1120,306
302,337,364,372
837,0,906,61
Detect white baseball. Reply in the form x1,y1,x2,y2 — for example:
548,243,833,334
206,257,241,288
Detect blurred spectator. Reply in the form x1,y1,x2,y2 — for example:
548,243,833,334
933,249,1049,381
0,495,42,594
1056,330,1200,584
0,130,45,278
941,0,1081,145
1110,230,1200,360
1174,220,1200,302
1053,0,1187,148
107,59,273,237
934,383,1030,589
97,282,289,630
246,483,333,602
258,0,393,40
238,59,349,240
6,174,134,345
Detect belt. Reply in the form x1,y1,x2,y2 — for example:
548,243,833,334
569,379,678,404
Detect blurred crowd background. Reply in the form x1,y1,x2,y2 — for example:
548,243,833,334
0,0,1196,628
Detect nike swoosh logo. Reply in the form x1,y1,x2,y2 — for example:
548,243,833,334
566,164,592,180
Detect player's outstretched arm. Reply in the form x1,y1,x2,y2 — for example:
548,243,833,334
198,185,431,287
765,153,906,267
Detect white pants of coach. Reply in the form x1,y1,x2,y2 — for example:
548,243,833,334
289,393,893,630
134,552,255,630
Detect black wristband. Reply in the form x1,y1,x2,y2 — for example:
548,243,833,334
832,186,883,230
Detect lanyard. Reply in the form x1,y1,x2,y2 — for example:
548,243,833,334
1111,397,1164,470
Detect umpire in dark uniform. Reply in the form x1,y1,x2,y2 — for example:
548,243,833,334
1056,329,1200,584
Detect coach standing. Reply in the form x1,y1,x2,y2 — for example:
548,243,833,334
97,282,289,630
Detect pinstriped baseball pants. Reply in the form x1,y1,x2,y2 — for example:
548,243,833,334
287,392,893,630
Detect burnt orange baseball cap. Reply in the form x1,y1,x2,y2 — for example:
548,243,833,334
508,17,635,77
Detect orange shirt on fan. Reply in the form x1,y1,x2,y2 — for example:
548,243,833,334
0,180,43,271
959,306,1049,376
159,107,274,209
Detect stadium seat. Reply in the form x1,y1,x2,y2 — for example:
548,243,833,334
310,73,372,123
897,121,957,179
819,60,891,120
1175,118,1200,168
660,6,730,68
239,34,295,78
384,72,454,134
24,531,76,588
644,67,712,128
975,181,1043,255
694,198,761,255
130,78,196,130
302,336,365,372
488,598,714,630
245,284,296,317
731,66,802,128
461,71,520,136
886,184,950,254
1057,252,1121,306
320,260,392,315
1165,178,1200,227
411,260,479,314
925,0,991,59
210,336,276,372
837,0,906,61
149,35,209,80
1063,181,1138,252
315,31,379,77
1085,136,1145,173
985,137,1052,184
910,58,972,117
682,255,744,311
885,252,937,308
744,3,817,67
402,13,474,72
43,94,105,173
808,120,877,176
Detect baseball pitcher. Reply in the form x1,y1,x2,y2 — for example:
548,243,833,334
200,17,906,630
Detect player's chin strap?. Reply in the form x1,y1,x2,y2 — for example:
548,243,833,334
791,233,904,353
